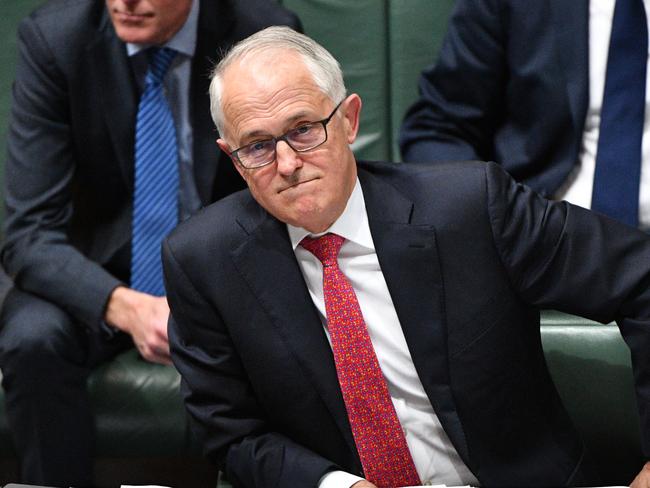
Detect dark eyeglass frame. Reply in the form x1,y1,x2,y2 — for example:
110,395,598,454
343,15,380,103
230,100,345,169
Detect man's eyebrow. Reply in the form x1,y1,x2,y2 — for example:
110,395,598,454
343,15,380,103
286,110,312,123
241,129,273,140
240,111,315,141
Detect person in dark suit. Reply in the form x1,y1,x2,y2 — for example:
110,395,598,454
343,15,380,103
399,0,650,229
164,26,650,488
0,0,300,485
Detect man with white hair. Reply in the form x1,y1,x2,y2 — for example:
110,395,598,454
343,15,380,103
164,26,650,487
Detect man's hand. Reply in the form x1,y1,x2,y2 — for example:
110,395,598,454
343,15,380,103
105,286,171,365
631,461,650,488
351,481,378,488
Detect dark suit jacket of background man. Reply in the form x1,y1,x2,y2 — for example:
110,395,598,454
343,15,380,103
400,0,590,198
163,160,650,487
1,0,301,329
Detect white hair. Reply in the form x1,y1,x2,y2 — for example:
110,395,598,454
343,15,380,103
209,26,347,136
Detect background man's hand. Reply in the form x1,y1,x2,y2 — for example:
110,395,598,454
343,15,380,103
105,286,171,365
351,481,378,488
631,461,650,488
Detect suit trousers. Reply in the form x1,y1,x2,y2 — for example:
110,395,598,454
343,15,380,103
0,287,132,487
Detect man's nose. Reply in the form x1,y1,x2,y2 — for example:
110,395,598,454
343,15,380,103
275,140,303,175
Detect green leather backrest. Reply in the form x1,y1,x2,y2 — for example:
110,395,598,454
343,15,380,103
387,1,454,160
278,0,454,161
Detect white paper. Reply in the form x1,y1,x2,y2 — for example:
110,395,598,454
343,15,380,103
120,485,171,488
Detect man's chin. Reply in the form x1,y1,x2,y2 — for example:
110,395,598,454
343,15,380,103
113,24,157,45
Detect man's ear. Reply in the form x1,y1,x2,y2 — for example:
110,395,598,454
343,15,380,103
217,138,245,179
216,138,232,156
342,94,362,144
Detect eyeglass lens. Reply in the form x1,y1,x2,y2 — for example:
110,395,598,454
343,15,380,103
238,122,326,168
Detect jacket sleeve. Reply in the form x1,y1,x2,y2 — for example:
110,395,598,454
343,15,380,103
162,238,338,487
399,0,507,163
2,16,122,329
484,162,650,458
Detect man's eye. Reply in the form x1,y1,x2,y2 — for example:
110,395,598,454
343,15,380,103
249,140,272,153
293,124,313,136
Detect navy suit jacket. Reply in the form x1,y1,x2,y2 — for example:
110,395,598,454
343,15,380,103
164,160,650,487
399,0,589,198
2,0,300,329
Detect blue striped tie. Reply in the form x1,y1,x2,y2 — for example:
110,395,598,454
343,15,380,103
131,47,178,296
592,0,648,227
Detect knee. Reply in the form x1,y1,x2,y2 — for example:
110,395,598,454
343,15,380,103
0,289,82,379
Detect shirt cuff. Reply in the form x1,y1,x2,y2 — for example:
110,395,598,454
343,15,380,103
318,470,365,488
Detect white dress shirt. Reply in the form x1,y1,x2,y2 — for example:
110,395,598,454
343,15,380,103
555,0,650,228
287,180,479,488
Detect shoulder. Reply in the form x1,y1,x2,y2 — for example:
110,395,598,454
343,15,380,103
165,189,258,258
21,0,104,38
358,159,497,197
357,160,520,223
18,0,105,55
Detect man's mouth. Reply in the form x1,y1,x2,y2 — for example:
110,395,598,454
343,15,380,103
278,177,318,193
114,10,153,22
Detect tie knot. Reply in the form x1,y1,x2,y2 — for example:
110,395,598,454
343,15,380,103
300,233,345,266
146,47,176,85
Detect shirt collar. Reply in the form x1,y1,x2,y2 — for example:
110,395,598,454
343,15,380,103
126,0,199,58
287,178,375,251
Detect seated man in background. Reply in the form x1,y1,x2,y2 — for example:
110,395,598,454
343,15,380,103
0,0,300,485
400,0,649,230
164,26,650,488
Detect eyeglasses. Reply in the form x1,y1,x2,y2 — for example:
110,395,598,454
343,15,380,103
230,100,344,169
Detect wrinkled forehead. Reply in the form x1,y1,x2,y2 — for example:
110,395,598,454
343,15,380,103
219,52,328,139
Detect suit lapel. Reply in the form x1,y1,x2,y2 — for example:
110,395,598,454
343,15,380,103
359,168,471,463
230,203,358,456
88,10,138,190
549,0,589,132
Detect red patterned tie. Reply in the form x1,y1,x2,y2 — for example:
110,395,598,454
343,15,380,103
301,233,420,488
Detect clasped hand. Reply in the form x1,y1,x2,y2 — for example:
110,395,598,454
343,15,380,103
104,286,171,365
